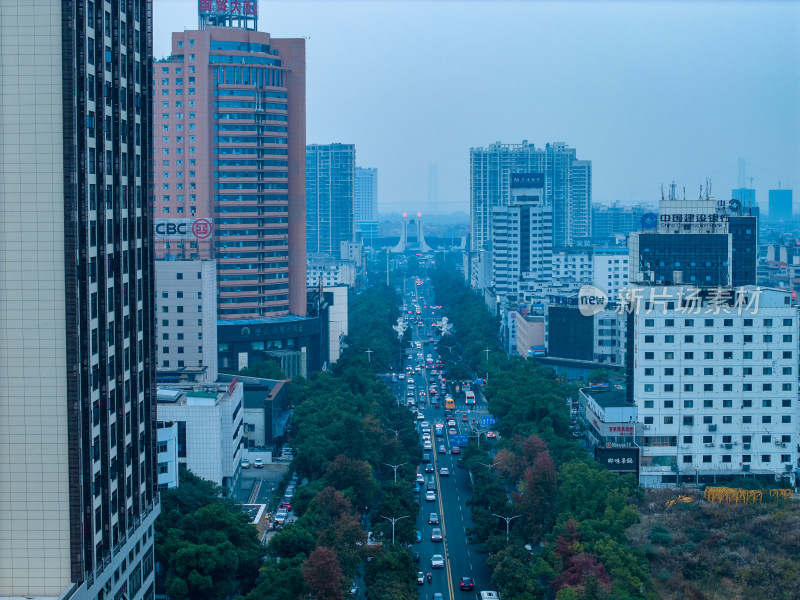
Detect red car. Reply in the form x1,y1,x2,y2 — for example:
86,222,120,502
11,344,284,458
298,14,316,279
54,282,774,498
279,501,292,511
461,414,468,422
460,577,474,591
451,447,461,455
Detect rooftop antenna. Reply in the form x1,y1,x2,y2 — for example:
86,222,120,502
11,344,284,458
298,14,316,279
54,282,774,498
699,185,703,200
747,176,754,187
683,186,686,200
670,181,677,201
660,183,665,202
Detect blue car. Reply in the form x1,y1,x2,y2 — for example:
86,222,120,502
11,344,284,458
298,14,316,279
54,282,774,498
415,530,422,543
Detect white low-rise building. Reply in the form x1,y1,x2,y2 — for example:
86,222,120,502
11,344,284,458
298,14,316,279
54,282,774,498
307,256,357,287
629,285,798,487
156,379,244,492
157,422,180,490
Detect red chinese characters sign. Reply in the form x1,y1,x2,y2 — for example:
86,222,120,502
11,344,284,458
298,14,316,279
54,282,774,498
608,425,634,435
199,0,257,16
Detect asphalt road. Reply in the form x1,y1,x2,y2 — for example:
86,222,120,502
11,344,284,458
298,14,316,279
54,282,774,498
395,279,496,599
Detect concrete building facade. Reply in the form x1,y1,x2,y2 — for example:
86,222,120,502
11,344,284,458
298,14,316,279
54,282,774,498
470,141,591,255
156,380,244,491
152,21,307,319
155,259,218,381
0,1,159,598
626,286,798,488
355,166,378,223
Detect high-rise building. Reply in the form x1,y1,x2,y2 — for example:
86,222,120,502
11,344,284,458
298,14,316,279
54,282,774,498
490,174,552,300
355,166,378,223
0,1,159,598
591,202,656,239
629,194,757,287
625,286,798,488
470,141,591,253
153,11,307,320
306,143,356,254
769,188,793,222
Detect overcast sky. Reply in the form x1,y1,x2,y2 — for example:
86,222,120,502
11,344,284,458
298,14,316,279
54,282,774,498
153,0,800,215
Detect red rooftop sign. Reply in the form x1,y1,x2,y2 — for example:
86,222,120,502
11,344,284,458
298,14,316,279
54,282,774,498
199,0,258,16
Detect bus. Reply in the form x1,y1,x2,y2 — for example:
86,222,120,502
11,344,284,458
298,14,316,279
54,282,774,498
465,390,476,406
445,396,455,410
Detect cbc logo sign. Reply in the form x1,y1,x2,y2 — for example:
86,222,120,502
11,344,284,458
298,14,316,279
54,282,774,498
155,219,212,240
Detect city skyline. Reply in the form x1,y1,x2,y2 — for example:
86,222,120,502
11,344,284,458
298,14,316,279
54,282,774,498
154,0,799,214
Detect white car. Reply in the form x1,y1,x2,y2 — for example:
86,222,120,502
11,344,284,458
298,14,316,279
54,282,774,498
398,373,405,380
439,467,449,476
425,490,436,502
423,440,432,451
241,458,250,468
417,413,425,421
416,473,425,483
431,554,444,568
417,571,425,585
254,458,263,468
420,421,429,428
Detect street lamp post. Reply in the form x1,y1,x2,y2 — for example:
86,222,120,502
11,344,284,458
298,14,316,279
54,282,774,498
380,514,410,546
492,513,522,545
366,348,374,365
384,426,406,440
383,461,408,483
483,347,490,385
476,459,501,471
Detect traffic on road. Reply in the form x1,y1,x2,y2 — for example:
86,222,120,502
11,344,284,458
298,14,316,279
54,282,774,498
392,275,500,600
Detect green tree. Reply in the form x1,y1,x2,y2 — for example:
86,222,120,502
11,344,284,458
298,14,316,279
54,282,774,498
239,359,287,380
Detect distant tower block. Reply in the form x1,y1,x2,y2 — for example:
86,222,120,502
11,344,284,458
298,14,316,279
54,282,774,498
391,212,432,253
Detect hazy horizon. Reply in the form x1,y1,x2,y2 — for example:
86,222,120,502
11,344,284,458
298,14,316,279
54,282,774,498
153,0,799,215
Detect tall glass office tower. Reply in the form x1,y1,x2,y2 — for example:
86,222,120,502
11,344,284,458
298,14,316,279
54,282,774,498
0,1,159,598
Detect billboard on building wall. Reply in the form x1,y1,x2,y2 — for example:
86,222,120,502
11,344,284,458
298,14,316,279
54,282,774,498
594,446,639,475
510,173,544,189
198,0,258,16
154,219,213,240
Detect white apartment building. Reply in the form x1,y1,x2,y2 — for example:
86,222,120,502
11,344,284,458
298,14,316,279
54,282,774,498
156,380,244,492
491,179,552,300
157,423,180,490
354,166,378,223
630,286,798,488
592,248,630,300
325,286,349,363
155,259,218,381
307,257,357,287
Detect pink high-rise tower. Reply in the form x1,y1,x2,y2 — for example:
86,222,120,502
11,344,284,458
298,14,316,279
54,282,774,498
154,0,306,319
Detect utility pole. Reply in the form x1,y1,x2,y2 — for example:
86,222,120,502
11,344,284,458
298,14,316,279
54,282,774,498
483,347,490,385
380,514,410,545
383,462,408,483
366,348,373,365
492,513,522,545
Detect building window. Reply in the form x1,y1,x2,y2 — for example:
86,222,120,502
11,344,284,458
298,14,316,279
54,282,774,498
664,384,674,392
664,416,674,424
683,455,693,463
743,416,752,424
644,417,654,424
683,416,693,426
762,455,771,463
